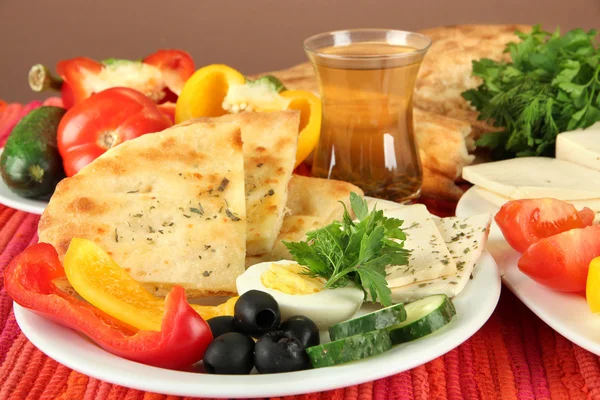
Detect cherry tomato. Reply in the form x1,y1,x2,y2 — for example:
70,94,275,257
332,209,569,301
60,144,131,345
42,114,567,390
518,225,600,292
57,87,172,176
495,198,594,253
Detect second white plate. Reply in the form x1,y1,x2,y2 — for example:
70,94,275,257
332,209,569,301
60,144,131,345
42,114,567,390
0,148,48,214
456,186,600,355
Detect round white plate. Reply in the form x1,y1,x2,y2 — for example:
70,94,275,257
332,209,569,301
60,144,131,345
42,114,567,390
457,186,600,355
0,148,48,214
14,249,500,398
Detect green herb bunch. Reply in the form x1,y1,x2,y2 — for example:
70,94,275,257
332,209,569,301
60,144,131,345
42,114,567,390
284,193,410,306
462,25,600,159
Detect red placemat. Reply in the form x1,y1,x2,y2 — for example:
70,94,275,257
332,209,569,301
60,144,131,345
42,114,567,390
1,103,600,399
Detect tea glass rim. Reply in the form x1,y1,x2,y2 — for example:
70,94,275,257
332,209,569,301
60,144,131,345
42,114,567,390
303,28,432,61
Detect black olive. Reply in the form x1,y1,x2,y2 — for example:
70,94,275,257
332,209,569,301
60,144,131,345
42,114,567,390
234,290,281,336
254,331,311,374
207,316,237,338
203,332,255,375
281,315,320,348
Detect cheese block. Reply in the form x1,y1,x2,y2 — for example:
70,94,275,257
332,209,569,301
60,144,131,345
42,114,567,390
556,124,600,172
462,157,600,200
390,213,492,303
474,186,600,223
384,205,457,287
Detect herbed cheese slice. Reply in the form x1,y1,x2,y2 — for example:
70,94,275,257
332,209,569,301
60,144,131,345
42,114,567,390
556,126,600,172
390,213,492,303
384,204,457,287
462,157,600,200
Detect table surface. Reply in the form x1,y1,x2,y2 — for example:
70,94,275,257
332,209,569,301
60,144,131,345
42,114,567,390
2,102,600,400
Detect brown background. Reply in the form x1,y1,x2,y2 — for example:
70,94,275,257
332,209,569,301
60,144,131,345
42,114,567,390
0,0,598,103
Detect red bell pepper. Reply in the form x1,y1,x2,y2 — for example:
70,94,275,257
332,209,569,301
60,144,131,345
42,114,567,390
57,87,173,176
28,49,194,109
5,243,213,370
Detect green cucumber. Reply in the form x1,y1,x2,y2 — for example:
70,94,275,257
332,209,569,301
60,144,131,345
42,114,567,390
388,294,456,345
0,106,66,198
306,330,392,368
329,303,406,341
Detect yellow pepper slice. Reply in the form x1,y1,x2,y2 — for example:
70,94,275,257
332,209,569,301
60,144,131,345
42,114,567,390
281,90,322,168
63,238,237,331
175,64,246,123
587,257,600,313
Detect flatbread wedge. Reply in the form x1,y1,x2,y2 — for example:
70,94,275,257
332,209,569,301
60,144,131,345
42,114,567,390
38,121,247,297
246,175,364,266
185,111,300,255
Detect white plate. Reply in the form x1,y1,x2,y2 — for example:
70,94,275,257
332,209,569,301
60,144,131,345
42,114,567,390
0,148,48,214
457,186,600,355
14,252,500,397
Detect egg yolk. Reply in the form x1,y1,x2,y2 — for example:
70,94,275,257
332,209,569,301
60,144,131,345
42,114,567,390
261,263,325,295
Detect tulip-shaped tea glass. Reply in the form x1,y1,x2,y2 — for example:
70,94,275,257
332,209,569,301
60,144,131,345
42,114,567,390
305,29,431,203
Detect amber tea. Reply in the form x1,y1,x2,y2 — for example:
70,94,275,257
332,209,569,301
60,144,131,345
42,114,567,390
305,32,430,203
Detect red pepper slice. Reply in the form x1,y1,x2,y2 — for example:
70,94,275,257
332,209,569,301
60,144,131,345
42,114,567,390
56,57,103,108
31,50,195,109
5,243,213,370
57,87,173,177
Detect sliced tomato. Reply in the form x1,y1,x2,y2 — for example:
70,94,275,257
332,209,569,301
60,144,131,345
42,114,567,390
518,225,600,292
494,198,594,253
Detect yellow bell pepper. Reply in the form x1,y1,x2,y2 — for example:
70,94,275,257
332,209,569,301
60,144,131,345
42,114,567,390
175,64,322,167
586,257,600,313
63,238,237,331
281,90,322,168
175,64,246,123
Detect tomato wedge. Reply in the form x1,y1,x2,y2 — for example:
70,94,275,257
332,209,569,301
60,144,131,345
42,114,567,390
518,225,600,292
495,198,594,253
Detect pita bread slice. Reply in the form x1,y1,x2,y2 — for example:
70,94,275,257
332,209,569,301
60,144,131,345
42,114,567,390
185,111,300,255
415,24,531,135
38,121,247,297
246,175,364,266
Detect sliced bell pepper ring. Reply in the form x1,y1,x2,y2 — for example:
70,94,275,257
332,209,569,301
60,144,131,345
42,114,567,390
29,49,195,109
63,238,237,331
175,64,246,123
4,243,213,369
57,87,173,177
281,90,322,168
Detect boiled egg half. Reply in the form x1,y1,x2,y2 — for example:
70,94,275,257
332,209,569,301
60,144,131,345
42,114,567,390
236,260,364,328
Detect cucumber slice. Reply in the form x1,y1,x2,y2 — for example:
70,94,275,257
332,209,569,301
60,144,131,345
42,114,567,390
388,294,456,345
328,303,406,341
306,330,392,368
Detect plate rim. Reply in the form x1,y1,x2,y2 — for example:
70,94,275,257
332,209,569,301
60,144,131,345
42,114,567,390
456,186,600,356
14,248,500,398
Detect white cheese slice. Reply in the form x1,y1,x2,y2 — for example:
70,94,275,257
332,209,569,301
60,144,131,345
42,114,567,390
556,126,600,172
462,157,600,200
384,204,457,287
390,213,492,303
473,186,600,223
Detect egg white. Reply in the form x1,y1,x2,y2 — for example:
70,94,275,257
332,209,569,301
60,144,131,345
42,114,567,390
236,260,364,329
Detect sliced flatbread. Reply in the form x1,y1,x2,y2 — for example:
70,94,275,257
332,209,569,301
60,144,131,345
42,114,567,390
390,213,492,303
184,111,300,255
384,204,457,287
38,121,247,297
245,175,364,266
415,24,531,135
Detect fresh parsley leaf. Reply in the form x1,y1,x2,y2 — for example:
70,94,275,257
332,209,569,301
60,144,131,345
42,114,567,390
463,25,600,159
284,195,410,306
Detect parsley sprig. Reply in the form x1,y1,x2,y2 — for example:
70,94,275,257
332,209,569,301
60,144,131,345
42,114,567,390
462,25,600,159
283,193,410,306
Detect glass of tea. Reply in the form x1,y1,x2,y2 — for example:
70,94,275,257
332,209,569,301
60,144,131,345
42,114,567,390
304,29,431,203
